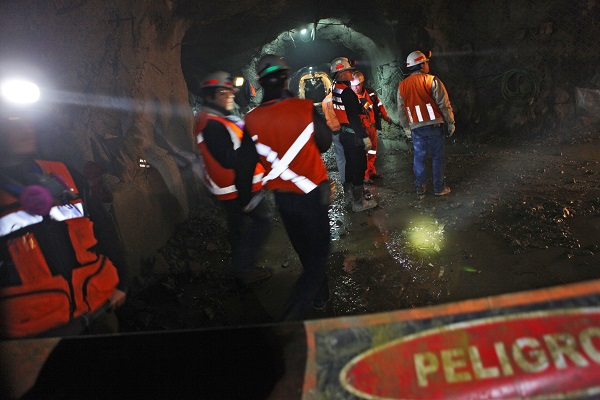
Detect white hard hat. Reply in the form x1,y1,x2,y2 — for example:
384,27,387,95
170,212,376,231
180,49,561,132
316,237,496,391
330,57,355,76
406,51,431,68
200,71,239,92
256,54,290,79
351,71,365,86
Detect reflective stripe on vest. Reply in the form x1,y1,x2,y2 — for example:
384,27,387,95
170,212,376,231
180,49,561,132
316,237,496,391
399,74,443,124
196,114,264,199
253,122,318,193
0,203,84,237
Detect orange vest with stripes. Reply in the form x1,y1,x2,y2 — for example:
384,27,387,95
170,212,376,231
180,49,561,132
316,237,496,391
244,98,328,194
0,160,119,338
398,73,443,124
331,82,352,126
196,113,265,201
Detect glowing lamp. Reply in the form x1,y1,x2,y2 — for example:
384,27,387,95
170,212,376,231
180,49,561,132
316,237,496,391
1,79,40,104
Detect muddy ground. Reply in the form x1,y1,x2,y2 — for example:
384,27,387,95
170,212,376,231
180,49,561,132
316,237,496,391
117,123,600,333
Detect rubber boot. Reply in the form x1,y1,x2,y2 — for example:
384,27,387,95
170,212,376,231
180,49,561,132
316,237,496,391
343,182,353,209
352,185,377,212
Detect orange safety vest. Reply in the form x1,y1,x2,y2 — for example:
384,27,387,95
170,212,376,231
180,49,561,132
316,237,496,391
321,92,341,131
0,160,119,338
331,82,353,126
196,112,265,201
244,97,328,194
356,88,376,128
398,73,443,124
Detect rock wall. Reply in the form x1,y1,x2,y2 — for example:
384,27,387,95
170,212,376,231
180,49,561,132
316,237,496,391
1,1,200,280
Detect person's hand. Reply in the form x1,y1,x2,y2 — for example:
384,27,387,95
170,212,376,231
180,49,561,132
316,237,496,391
447,122,456,137
109,289,127,311
363,137,372,151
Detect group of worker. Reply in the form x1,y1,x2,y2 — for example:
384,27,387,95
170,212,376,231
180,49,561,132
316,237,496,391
194,50,455,321
0,49,455,340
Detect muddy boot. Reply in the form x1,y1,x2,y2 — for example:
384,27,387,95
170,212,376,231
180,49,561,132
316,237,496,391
343,182,353,209
351,185,377,212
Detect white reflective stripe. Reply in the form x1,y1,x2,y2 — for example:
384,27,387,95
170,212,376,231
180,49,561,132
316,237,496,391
333,87,343,95
415,105,423,122
0,203,85,237
278,168,317,193
377,101,383,107
333,104,346,110
406,107,414,123
0,211,43,236
48,203,84,221
223,124,241,150
253,173,264,183
426,103,436,120
261,123,313,184
197,134,204,144
367,150,377,155
205,173,237,195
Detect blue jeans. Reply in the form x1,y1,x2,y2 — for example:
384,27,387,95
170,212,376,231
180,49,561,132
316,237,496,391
332,132,345,182
411,124,446,193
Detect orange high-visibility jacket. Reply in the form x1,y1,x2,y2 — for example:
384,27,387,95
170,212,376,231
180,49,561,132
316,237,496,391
245,97,328,194
0,160,119,338
196,112,265,201
398,73,444,124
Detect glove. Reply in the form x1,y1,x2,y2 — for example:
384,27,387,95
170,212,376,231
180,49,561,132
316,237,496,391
447,122,456,137
362,137,372,151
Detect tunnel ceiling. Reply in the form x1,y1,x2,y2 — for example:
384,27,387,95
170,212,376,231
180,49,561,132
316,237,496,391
179,0,421,87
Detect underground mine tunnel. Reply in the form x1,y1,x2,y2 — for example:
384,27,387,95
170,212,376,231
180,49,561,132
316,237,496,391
1,0,600,398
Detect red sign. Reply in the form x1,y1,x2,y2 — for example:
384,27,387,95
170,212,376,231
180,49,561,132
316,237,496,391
340,309,600,399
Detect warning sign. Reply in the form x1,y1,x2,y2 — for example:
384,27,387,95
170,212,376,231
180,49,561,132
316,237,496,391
304,280,600,399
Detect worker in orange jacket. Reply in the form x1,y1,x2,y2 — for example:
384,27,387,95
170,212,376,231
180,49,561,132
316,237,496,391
240,54,333,320
194,71,272,285
351,70,393,183
0,107,127,339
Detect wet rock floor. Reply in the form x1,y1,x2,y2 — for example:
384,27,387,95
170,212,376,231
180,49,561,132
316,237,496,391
118,127,600,333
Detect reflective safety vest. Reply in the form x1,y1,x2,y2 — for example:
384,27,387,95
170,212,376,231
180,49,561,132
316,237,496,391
196,112,265,201
321,92,341,131
356,88,376,127
244,97,328,194
0,160,119,338
331,82,352,126
398,73,443,124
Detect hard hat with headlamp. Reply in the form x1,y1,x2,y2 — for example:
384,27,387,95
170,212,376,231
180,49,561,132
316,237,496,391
406,50,432,68
351,71,365,86
256,54,290,79
329,57,356,76
199,71,239,92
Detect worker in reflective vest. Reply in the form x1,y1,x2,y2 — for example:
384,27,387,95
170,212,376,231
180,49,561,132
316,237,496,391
397,50,455,196
0,115,127,339
329,57,377,212
351,70,393,183
321,88,346,184
241,54,332,321
195,71,272,285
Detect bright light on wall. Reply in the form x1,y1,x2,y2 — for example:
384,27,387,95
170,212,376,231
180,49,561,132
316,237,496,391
234,76,245,87
300,28,307,35
1,79,40,104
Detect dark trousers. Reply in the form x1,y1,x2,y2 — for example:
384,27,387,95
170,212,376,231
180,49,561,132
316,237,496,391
221,197,273,272
274,186,331,321
340,130,367,186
